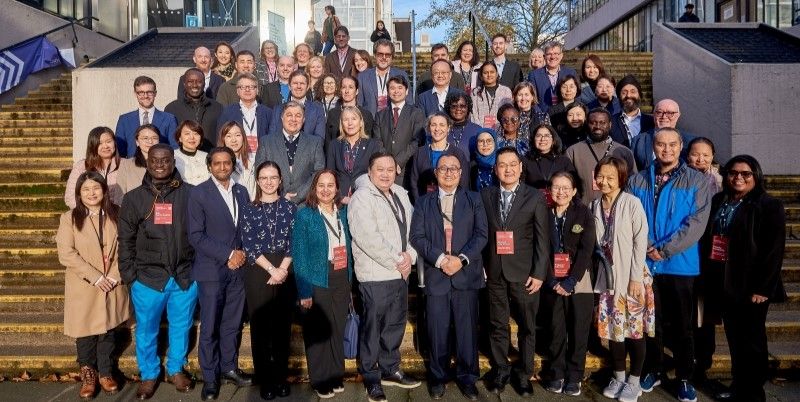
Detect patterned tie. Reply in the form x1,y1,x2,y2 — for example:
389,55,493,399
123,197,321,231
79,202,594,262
501,190,512,220
393,107,400,127
142,110,150,125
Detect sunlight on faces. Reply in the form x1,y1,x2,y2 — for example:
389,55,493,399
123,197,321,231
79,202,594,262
388,80,407,103
588,112,611,141
289,74,309,99
178,126,202,152
282,105,305,134
97,133,116,159
135,128,160,155
340,108,364,137
550,175,577,207
583,59,599,80
654,100,681,129
208,151,234,182
277,56,296,81
530,49,545,69
515,87,535,111
480,64,498,86
560,79,578,102
215,46,232,65
495,151,522,187
375,44,393,71
334,31,349,49
235,53,255,74
500,108,520,136
435,155,462,192
491,36,506,56
236,77,258,102
595,164,620,195
340,77,358,103
545,46,563,69
477,132,495,156
223,125,244,153
431,47,448,62
428,115,450,144
620,84,640,112
307,58,324,80
80,179,104,209
193,47,212,71
595,78,615,102
727,162,755,196
322,76,337,97
135,83,156,109
534,127,554,153
566,106,587,129
353,54,369,72
460,44,474,63
184,71,205,98
256,165,281,196
687,142,714,173
431,60,451,87
448,98,469,122
294,44,311,65
653,129,682,167
369,156,397,193
261,42,278,60
316,171,338,206
146,147,174,180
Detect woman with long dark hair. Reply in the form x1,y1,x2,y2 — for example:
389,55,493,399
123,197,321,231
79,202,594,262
212,42,236,81
240,161,297,400
173,120,209,185
56,172,130,399
218,121,256,200
452,40,481,93
470,62,512,128
524,123,575,193
117,124,160,194
370,20,392,43
578,54,607,104
65,127,122,208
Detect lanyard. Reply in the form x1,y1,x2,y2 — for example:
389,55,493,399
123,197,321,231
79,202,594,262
321,208,343,244
381,191,408,251
482,88,496,112
377,72,388,96
242,112,256,135
450,125,465,146
619,113,633,144
585,139,614,164
338,51,348,72
714,199,742,235
552,209,566,252
438,193,455,224
88,211,107,273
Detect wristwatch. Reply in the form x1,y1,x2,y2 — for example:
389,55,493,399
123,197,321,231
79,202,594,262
459,255,468,267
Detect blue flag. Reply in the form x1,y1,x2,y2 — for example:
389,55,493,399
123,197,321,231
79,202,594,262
0,36,64,94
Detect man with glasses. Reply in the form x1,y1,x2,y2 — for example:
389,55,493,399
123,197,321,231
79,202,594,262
166,68,223,151
115,75,178,157
481,147,550,397
528,41,577,112
415,43,466,96
268,70,326,138
627,127,711,402
324,26,358,80
217,50,258,106
216,73,273,154
176,46,224,101
417,59,464,117
490,34,523,90
631,98,695,170
410,153,488,400
358,39,412,117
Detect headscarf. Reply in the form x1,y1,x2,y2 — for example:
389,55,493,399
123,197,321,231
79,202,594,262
470,128,498,191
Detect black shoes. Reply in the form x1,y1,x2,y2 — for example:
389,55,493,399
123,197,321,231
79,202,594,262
516,378,534,397
487,372,510,394
458,382,479,401
276,383,291,397
221,369,253,387
201,381,219,401
365,383,387,402
429,383,445,399
260,384,276,400
380,371,421,388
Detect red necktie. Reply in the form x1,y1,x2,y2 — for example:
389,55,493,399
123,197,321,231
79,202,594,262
393,107,400,127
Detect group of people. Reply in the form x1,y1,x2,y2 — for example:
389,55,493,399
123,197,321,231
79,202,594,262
56,25,785,402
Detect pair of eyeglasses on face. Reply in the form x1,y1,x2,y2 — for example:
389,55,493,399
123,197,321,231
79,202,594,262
237,85,258,90
500,117,520,124
436,167,461,174
654,110,679,118
449,103,469,110
496,162,520,170
727,170,753,179
136,91,156,96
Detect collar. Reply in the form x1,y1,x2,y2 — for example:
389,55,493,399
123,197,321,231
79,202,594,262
139,106,155,115
500,183,520,193
432,86,449,96
493,55,506,64
391,101,405,110
239,100,257,112
211,175,233,192
282,129,300,142
337,46,350,55
178,147,197,157
438,187,457,199
623,108,642,122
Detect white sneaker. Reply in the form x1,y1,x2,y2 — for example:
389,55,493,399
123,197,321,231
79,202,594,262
618,382,643,402
603,378,626,399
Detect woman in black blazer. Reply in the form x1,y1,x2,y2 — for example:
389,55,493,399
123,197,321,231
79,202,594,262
540,171,596,397
524,123,576,204
326,106,383,203
698,155,786,402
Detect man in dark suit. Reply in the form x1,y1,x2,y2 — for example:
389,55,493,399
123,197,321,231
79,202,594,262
481,147,550,397
176,46,224,101
630,99,694,170
491,34,523,90
187,147,253,400
323,26,357,80
416,59,464,117
216,51,257,107
410,153,488,400
165,68,223,152
528,42,578,113
267,70,326,138
374,76,426,185
609,74,654,148
415,43,466,96
216,73,272,154
115,75,178,157
358,39,413,117
255,101,325,204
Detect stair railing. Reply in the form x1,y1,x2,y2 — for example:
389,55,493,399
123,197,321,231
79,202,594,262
0,16,103,54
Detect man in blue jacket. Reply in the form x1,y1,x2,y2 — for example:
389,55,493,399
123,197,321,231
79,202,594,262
115,76,178,157
627,127,711,402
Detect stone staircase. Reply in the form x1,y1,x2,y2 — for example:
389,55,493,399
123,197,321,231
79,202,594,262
0,69,798,382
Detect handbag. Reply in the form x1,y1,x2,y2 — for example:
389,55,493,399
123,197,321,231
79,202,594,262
343,298,360,359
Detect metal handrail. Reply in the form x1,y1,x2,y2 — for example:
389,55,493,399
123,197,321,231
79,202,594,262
0,16,99,53
468,10,492,61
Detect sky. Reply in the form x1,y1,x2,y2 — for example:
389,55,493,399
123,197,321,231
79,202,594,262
392,0,447,44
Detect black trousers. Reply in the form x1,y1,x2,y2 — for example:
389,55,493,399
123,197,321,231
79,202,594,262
644,274,696,380
723,299,769,402
303,264,350,389
544,291,593,383
358,279,408,385
487,277,540,380
242,254,295,386
76,328,117,376
610,338,646,377
694,263,725,375
426,289,480,386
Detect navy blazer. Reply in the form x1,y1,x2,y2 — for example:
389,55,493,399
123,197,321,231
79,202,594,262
114,109,178,157
268,100,326,138
527,66,578,113
357,67,413,117
416,87,464,117
410,187,488,296
326,137,384,197
176,72,224,100
216,103,274,141
610,111,655,148
187,178,251,282
410,144,470,201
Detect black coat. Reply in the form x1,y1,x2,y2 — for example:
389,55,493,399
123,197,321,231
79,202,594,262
546,201,596,285
523,153,576,190
326,137,384,197
164,95,223,152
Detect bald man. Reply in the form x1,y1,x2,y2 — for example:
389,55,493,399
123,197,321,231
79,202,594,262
630,99,695,170
261,56,297,108
177,46,224,100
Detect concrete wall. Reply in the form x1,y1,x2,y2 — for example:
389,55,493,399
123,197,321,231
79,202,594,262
564,0,650,49
0,0,123,104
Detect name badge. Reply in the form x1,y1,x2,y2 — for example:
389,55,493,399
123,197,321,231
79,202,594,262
710,235,729,261
464,84,472,94
445,227,453,254
496,231,514,255
332,246,348,270
377,95,388,112
483,115,497,129
540,188,555,208
247,135,258,153
554,253,571,277
154,203,173,225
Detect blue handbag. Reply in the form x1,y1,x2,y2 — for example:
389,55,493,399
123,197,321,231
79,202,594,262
343,301,360,359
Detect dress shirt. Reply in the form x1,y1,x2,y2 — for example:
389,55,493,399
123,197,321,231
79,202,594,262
433,87,448,111
494,55,506,77
434,188,469,268
211,175,237,226
139,107,155,125
240,100,258,136
623,108,642,143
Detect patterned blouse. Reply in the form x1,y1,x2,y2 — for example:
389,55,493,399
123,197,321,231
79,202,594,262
241,198,297,264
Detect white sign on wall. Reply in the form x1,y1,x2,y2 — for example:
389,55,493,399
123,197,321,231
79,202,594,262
268,11,287,55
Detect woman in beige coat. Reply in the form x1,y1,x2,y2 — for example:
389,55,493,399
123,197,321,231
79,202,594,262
56,171,130,399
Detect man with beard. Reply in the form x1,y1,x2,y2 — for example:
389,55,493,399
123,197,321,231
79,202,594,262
565,108,636,204
176,47,224,100
165,68,223,151
324,26,358,80
610,75,654,148
587,75,621,116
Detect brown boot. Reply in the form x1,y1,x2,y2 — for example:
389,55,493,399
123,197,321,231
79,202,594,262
169,371,194,393
136,380,157,400
79,366,97,399
98,375,119,394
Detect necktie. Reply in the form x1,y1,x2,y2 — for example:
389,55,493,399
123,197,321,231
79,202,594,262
142,110,150,125
442,193,454,222
393,107,400,127
501,190,512,220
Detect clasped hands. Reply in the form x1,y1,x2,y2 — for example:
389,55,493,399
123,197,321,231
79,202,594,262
227,249,246,270
439,255,463,276
94,276,118,293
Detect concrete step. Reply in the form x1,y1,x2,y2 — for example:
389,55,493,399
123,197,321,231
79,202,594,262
0,228,57,248
0,127,72,137
1,103,72,112
14,96,72,106
787,240,800,260
0,214,62,230
0,169,67,183
0,145,72,156
0,111,71,120
0,136,72,146
23,91,72,100
0,182,66,197
0,156,72,169
786,204,800,221
0,119,72,129
0,195,66,212
768,189,800,203
767,176,800,189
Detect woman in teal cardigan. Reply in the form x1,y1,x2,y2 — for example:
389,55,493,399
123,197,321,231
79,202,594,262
292,169,353,398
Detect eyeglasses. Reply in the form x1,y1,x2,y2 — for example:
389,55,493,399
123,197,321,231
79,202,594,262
496,162,520,170
375,51,393,58
449,103,469,110
138,136,160,143
545,52,562,57
135,91,156,96
436,166,461,174
551,186,573,193
727,170,754,179
500,117,520,124
237,85,258,90
534,133,553,139
654,110,679,118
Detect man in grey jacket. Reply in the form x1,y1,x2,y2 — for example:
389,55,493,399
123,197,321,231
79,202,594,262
348,152,420,402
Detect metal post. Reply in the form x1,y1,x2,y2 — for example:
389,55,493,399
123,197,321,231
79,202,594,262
411,10,417,104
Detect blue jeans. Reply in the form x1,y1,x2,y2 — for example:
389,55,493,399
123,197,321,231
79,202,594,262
322,40,335,56
131,278,198,380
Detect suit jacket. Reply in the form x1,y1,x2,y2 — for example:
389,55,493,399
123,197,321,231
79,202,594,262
216,103,273,141
254,132,325,203
164,96,223,152
481,183,551,283
357,67,413,117
416,87,464,117
374,103,427,182
325,104,375,151
588,98,622,117
415,71,466,96
261,81,287,108
496,58,524,90
546,202,596,291
268,100,326,138
326,137,384,197
115,109,178,157
176,71,224,101
187,178,250,282
528,65,578,113
410,144,470,201
610,111,655,148
215,73,245,106
410,187,488,296
324,46,358,81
